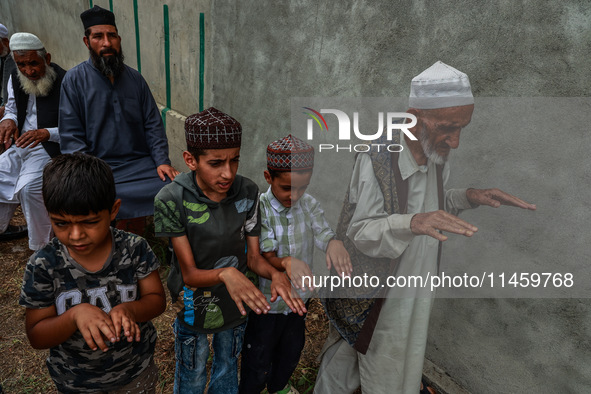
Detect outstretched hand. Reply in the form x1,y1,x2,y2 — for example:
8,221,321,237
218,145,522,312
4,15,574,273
269,271,307,316
411,188,536,242
282,256,314,291
411,210,477,242
326,239,352,277
219,267,270,316
466,188,536,210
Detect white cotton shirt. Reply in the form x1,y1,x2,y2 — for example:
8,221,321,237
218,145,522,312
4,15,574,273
344,134,474,393
0,75,54,199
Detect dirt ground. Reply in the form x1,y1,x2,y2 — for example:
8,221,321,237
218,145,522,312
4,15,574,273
0,211,329,394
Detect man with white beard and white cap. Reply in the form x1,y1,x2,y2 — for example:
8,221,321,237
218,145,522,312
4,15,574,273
0,33,66,249
316,61,536,394
0,23,16,115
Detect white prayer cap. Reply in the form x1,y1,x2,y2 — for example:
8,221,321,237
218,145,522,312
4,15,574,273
0,24,8,39
409,61,474,109
10,32,44,51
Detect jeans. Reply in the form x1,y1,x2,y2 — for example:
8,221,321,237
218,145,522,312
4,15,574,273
173,318,246,394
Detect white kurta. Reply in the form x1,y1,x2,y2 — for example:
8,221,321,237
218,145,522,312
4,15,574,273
0,76,57,250
315,135,474,394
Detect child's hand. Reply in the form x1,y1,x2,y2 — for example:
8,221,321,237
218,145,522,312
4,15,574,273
269,271,307,316
71,303,117,352
282,256,314,292
326,239,352,277
109,304,141,343
219,267,271,316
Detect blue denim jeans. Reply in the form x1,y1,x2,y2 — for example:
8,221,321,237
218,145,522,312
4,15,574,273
173,318,246,394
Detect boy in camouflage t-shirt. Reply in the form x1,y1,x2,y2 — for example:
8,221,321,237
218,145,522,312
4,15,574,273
19,153,166,393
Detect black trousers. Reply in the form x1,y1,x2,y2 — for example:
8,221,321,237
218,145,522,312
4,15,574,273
239,311,306,393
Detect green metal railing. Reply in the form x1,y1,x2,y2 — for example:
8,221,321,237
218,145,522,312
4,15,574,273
133,0,141,73
199,12,204,112
161,4,171,126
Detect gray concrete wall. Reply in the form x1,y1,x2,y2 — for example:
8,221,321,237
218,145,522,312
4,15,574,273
2,0,591,392
207,2,591,392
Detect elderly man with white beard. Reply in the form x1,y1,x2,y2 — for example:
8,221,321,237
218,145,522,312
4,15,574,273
316,61,537,394
0,33,66,249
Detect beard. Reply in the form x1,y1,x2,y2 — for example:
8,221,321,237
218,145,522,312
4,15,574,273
419,124,447,165
17,64,57,97
90,47,125,79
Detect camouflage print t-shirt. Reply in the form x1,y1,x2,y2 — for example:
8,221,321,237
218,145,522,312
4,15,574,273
19,228,160,393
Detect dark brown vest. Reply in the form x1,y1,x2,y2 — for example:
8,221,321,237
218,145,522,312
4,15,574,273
12,62,66,157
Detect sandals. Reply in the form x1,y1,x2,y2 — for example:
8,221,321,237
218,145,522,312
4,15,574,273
0,224,28,241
